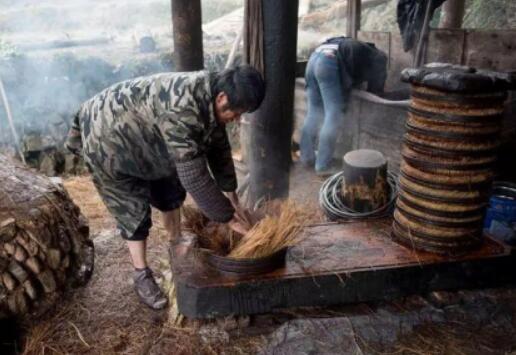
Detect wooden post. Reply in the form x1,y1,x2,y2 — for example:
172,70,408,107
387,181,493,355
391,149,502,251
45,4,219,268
245,0,299,204
439,0,465,29
171,0,204,71
346,0,361,39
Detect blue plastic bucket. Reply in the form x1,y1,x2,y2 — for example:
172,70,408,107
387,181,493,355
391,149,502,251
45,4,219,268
484,182,516,243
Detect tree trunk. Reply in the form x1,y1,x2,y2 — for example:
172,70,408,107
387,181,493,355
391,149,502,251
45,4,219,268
439,0,465,29
0,154,94,319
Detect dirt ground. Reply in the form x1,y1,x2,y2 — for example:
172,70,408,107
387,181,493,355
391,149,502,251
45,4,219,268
17,165,516,355
18,166,324,354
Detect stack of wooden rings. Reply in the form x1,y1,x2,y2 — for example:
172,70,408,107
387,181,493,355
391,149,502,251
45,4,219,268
393,64,514,254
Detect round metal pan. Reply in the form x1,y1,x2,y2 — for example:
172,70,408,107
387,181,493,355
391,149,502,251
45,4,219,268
399,180,489,204
394,209,480,238
406,124,500,140
202,247,288,275
401,161,494,183
391,221,482,255
405,132,501,154
403,139,497,158
400,170,492,191
411,90,507,106
397,193,486,218
408,106,503,124
407,112,501,135
395,204,484,228
404,143,498,160
392,218,482,244
402,153,496,171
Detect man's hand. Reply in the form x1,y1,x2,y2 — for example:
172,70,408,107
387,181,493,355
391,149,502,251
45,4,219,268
225,191,255,234
225,191,253,229
226,191,240,208
228,216,249,235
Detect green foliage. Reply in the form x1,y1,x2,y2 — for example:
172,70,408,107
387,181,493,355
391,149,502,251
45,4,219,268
361,0,399,32
463,0,509,29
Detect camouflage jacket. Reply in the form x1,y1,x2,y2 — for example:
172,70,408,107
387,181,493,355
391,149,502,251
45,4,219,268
65,71,237,220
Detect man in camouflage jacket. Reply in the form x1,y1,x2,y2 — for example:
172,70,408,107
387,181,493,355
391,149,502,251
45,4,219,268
65,65,265,309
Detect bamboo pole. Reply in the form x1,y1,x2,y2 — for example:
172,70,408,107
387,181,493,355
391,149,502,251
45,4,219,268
413,0,433,68
0,77,25,164
225,27,243,69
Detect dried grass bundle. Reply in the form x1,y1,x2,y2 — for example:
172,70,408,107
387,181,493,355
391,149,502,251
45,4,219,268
182,200,307,259
229,200,307,259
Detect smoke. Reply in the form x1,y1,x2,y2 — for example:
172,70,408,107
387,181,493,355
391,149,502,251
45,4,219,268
0,0,244,147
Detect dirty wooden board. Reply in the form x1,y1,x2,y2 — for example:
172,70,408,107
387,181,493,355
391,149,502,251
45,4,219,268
464,30,516,70
426,29,465,64
172,220,515,318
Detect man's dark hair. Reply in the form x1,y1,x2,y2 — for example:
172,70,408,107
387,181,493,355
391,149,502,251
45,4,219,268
211,65,265,113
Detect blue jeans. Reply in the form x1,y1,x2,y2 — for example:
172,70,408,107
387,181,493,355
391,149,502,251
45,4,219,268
300,51,347,172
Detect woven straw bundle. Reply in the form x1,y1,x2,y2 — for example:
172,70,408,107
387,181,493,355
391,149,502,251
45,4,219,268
183,200,307,259
393,68,508,254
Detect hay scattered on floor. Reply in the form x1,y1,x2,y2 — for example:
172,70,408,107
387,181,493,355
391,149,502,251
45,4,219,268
63,175,114,234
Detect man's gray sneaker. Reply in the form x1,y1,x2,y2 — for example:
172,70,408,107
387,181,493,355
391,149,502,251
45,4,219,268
133,268,168,310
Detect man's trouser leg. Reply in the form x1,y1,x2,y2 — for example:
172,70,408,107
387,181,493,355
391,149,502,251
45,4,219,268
300,52,324,167
314,54,347,172
148,175,186,243
162,209,181,242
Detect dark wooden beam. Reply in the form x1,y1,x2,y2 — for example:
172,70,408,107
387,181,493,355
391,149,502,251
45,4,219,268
295,61,308,78
171,0,204,71
172,221,515,318
246,0,299,203
346,0,361,39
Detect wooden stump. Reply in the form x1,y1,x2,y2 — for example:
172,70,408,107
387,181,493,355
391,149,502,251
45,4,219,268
340,149,389,212
0,154,94,319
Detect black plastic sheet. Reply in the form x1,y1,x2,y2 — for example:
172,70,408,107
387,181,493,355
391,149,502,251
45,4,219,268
401,63,516,93
397,0,446,52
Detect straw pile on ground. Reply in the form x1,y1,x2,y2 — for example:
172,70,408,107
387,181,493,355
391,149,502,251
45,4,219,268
182,200,307,259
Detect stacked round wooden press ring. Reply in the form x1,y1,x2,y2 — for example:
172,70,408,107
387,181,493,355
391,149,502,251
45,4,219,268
392,65,512,254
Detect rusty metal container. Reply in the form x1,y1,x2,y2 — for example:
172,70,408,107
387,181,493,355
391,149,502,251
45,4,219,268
202,247,288,275
392,64,515,254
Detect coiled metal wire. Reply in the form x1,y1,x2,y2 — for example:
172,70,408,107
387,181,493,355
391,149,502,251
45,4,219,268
319,171,398,221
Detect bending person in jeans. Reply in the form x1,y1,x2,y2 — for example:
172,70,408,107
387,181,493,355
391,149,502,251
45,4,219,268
300,37,388,176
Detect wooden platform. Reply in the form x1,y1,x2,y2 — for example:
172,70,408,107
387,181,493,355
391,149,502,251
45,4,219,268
172,219,515,318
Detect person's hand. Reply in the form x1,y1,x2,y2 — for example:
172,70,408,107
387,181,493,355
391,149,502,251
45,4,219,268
228,216,249,235
226,191,240,209
226,191,253,228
